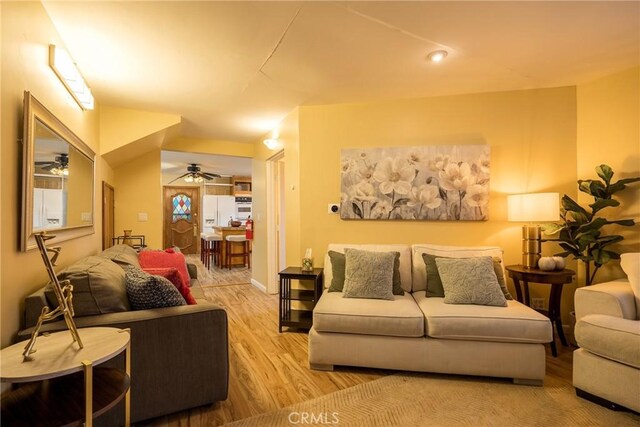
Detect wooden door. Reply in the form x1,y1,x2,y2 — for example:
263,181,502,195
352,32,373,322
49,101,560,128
102,182,115,250
163,186,200,254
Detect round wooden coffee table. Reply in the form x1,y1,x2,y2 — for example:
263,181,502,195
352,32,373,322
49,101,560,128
1,327,131,426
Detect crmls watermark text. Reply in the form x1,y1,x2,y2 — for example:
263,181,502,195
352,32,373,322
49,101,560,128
288,411,339,425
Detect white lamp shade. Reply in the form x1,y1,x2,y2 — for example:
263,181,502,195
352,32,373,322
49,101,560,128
507,193,560,222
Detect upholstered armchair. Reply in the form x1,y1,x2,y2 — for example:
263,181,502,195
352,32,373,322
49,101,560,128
573,253,640,412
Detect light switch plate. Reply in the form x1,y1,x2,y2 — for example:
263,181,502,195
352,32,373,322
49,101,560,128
138,212,148,222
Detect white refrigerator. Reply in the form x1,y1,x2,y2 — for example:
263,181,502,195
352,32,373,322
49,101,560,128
202,195,236,233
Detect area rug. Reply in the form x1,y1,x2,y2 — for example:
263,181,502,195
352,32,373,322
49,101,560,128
226,373,639,426
186,254,251,286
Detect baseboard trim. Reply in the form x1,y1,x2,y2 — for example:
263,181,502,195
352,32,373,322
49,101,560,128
251,278,267,293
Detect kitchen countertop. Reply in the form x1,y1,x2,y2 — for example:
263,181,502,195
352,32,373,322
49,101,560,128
213,226,246,231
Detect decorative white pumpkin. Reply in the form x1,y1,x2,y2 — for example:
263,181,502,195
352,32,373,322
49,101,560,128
552,256,566,270
538,257,556,271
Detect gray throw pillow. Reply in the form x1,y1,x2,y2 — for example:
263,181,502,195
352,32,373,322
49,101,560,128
125,266,186,310
435,257,507,307
423,253,512,300
47,256,130,316
342,249,395,300
329,250,404,295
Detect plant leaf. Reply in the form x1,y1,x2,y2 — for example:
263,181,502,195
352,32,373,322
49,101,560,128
594,234,624,245
553,251,572,258
589,198,620,213
608,177,640,194
596,164,614,184
561,195,589,219
608,219,635,227
559,242,580,256
578,217,609,233
541,223,563,236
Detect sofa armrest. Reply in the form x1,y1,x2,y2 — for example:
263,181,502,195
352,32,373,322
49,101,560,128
187,262,198,280
24,287,49,329
17,303,228,422
575,279,636,322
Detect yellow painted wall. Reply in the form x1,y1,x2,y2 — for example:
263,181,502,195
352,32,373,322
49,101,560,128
251,136,273,290
163,137,254,158
281,109,301,267
576,67,640,284
1,2,110,347
297,88,577,268
100,106,181,154
251,108,299,292
113,149,163,249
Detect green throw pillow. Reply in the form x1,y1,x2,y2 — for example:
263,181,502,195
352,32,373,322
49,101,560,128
328,250,403,295
342,249,395,300
422,253,512,300
435,257,508,307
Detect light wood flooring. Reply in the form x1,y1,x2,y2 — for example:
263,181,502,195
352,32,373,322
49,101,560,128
142,284,575,426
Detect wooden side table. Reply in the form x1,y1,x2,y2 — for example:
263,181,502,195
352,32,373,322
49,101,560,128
1,327,131,426
505,265,575,357
279,267,324,333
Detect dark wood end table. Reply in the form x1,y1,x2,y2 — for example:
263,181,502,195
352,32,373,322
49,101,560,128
278,267,324,333
505,265,575,356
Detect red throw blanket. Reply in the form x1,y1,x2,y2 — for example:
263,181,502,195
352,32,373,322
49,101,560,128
138,250,196,304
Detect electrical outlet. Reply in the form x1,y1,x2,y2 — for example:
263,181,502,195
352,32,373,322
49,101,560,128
531,298,545,310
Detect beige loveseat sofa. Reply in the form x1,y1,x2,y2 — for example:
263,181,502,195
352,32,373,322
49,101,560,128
573,253,640,412
309,244,553,384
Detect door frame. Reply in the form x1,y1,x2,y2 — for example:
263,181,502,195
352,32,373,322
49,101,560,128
102,181,114,250
266,150,285,294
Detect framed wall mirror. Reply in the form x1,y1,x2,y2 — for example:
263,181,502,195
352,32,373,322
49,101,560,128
21,91,95,251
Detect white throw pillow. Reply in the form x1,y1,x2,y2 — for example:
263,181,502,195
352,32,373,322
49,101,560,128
620,253,640,318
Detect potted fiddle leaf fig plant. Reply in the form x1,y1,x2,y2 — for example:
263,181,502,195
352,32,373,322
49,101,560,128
544,164,640,285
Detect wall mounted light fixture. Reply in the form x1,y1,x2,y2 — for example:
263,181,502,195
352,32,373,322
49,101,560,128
263,129,282,150
49,45,94,110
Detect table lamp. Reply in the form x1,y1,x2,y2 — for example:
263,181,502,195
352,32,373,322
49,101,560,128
507,193,560,269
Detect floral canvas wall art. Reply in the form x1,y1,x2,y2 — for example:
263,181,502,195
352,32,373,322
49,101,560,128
340,145,490,221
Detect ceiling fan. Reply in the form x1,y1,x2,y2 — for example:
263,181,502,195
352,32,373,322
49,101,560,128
35,153,69,176
169,163,221,184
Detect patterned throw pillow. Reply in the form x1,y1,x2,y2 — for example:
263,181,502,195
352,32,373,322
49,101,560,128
328,250,404,295
125,266,186,310
342,248,395,300
435,257,507,307
423,253,513,300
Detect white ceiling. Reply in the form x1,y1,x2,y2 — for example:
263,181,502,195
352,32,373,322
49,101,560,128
161,150,252,178
43,1,640,143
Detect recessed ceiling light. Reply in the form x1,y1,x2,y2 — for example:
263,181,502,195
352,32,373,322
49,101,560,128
427,50,448,63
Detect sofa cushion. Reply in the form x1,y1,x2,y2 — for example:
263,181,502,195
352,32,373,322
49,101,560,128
100,244,141,269
125,266,186,310
328,250,404,295
47,256,130,316
436,257,507,307
313,292,424,337
412,291,551,343
343,249,395,300
324,244,412,292
412,244,504,293
575,314,640,369
620,253,640,318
